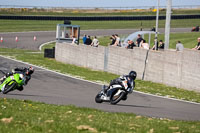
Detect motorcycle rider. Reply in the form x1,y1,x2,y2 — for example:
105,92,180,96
0,66,34,92
103,71,137,94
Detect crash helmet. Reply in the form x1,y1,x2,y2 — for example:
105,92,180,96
129,71,137,80
26,66,34,75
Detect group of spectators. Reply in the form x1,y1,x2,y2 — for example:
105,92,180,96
81,33,200,51
82,34,99,47
109,34,121,46
108,34,164,50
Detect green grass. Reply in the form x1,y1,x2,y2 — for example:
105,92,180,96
0,98,200,133
0,19,199,32
1,8,200,16
0,47,200,103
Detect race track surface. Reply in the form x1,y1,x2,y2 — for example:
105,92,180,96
0,28,200,121
0,56,200,121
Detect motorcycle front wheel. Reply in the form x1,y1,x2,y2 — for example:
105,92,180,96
2,81,17,94
110,91,126,105
95,93,103,103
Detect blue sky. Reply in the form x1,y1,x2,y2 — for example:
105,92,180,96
1,0,200,8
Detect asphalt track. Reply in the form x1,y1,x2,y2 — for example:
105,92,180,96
0,28,200,121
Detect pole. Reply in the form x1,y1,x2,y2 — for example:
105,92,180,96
164,0,172,50
155,0,160,50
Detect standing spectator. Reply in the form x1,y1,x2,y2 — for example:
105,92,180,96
114,34,121,47
192,37,200,50
85,35,92,45
82,34,87,44
176,41,184,51
136,34,144,47
140,40,149,50
91,36,99,47
109,35,116,45
152,40,165,50
126,40,136,49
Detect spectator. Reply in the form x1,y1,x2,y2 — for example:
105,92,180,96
151,26,156,32
140,40,149,50
191,26,199,32
85,35,92,45
109,35,116,45
136,34,144,47
152,40,165,50
82,34,87,44
176,41,184,51
114,34,121,46
91,36,99,47
126,40,136,49
192,37,200,50
158,40,165,50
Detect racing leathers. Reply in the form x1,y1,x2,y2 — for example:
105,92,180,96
104,75,135,94
0,67,32,91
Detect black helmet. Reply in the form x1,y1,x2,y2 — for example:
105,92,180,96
26,67,34,75
129,71,137,80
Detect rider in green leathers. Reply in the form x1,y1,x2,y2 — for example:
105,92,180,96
0,67,34,93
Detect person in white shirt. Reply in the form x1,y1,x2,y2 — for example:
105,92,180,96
91,36,99,47
114,34,121,47
140,40,149,50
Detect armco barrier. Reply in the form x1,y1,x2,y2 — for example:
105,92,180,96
55,42,200,92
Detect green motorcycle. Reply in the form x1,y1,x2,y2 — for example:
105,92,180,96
0,67,34,94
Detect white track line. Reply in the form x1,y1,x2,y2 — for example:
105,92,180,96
39,40,56,51
0,55,199,105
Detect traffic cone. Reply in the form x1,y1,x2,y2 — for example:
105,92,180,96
0,37,3,43
15,36,18,42
33,36,37,41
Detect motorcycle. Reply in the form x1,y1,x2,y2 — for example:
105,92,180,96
0,69,31,94
95,81,130,105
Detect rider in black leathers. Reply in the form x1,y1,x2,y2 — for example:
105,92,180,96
103,71,137,94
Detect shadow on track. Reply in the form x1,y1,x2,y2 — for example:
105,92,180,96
4,93,47,97
115,104,157,109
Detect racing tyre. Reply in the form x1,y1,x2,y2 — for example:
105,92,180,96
95,93,103,103
2,81,17,94
110,91,126,105
121,95,127,101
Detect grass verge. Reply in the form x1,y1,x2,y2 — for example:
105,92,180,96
0,47,200,103
0,19,199,32
0,98,200,133
1,8,200,16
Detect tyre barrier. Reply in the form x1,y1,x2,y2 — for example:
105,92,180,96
0,15,200,21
